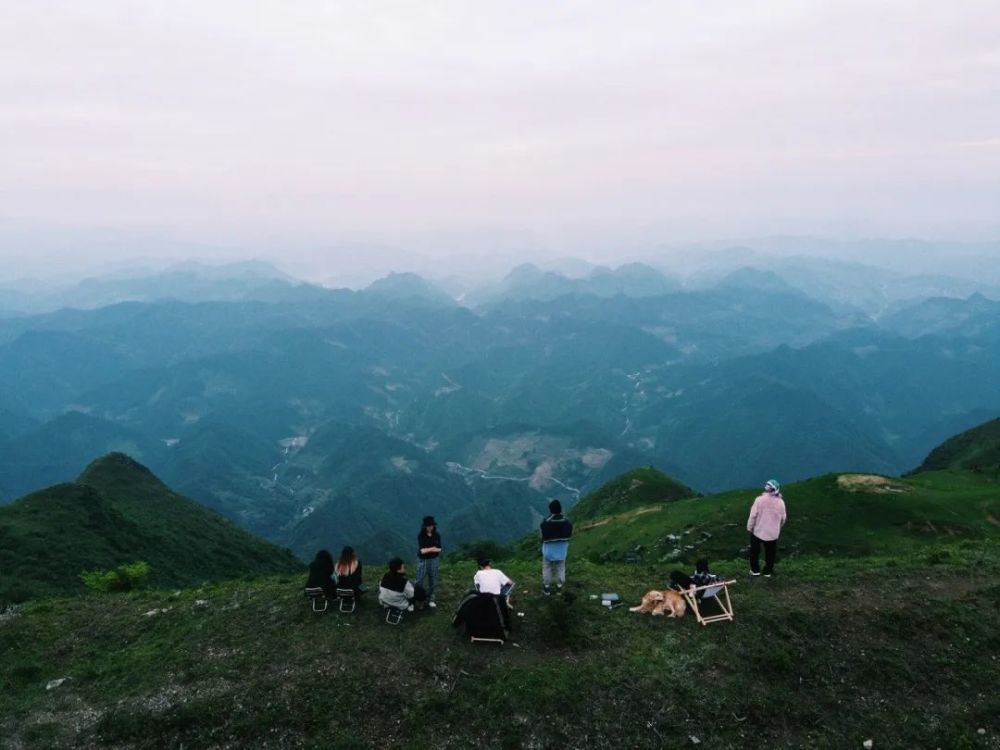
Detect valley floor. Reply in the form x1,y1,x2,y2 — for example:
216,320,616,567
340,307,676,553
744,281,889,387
2,547,999,749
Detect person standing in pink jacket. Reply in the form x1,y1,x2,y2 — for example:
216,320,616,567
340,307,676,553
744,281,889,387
747,479,787,577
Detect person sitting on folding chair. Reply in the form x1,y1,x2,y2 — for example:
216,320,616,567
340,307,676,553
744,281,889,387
305,549,338,598
334,546,365,597
669,558,718,594
378,557,427,613
473,557,515,601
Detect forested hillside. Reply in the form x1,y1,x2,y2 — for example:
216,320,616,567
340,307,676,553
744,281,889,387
1,262,998,562
0,453,301,603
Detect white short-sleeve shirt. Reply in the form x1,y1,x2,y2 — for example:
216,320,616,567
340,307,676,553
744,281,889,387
473,568,512,595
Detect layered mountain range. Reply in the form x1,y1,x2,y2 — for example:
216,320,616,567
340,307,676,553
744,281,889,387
1,256,998,561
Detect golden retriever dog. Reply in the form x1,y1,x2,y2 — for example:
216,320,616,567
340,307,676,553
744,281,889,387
629,589,686,618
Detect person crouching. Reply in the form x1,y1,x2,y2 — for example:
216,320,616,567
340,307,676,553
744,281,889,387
378,557,427,612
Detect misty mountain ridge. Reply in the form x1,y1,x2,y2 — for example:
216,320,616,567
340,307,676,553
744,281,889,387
0,259,306,315
4,248,999,319
0,254,998,562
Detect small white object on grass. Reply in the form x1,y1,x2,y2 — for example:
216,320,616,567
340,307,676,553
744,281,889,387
863,740,873,749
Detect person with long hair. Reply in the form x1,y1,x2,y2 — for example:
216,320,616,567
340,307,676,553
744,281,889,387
305,549,337,598
334,545,364,595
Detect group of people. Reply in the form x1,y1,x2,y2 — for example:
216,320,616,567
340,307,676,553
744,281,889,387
304,500,575,613
305,480,788,617
304,545,364,598
305,515,445,610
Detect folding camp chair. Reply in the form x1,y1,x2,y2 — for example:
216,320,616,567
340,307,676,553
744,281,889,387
682,579,736,626
470,636,505,646
466,594,510,645
336,588,357,613
384,606,405,625
304,587,328,613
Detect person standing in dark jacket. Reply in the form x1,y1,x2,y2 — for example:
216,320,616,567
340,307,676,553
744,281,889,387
305,549,337,598
540,499,573,595
414,516,442,608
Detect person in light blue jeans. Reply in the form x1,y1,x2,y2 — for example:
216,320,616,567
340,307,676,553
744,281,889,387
540,499,573,595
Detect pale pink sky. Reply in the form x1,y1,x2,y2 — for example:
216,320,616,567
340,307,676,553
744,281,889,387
1,0,999,265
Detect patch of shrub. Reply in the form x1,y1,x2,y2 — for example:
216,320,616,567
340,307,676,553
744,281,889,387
0,584,31,605
448,540,512,563
80,561,151,593
534,590,590,649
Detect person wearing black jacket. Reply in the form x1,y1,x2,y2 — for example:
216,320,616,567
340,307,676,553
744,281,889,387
378,557,427,611
540,500,573,595
305,549,337,598
414,516,442,608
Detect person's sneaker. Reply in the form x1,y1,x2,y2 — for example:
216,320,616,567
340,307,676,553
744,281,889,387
407,605,415,612
764,574,772,578
750,571,761,577
542,586,552,596
428,601,437,608
556,584,564,592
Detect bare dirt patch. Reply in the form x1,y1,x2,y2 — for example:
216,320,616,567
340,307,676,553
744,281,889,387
579,505,663,530
836,474,908,493
632,506,661,517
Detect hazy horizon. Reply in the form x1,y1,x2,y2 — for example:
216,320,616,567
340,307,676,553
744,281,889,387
3,1,1000,279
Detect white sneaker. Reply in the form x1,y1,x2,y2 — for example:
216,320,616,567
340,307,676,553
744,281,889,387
407,605,415,612
428,601,437,608
750,571,761,577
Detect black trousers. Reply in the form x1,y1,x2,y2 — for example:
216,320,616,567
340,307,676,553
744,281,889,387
669,571,693,590
749,534,777,575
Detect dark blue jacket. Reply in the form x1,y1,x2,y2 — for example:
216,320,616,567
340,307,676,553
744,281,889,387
540,514,573,542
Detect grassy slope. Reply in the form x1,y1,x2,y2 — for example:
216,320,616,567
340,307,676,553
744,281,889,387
0,454,302,603
2,466,998,748
569,466,698,523
545,470,999,565
1,550,997,749
916,417,1000,475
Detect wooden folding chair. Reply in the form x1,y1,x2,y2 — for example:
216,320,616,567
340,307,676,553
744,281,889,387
682,579,736,626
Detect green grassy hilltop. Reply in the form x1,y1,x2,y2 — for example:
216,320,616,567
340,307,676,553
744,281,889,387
915,417,1000,476
555,468,999,565
1,424,999,748
0,453,301,603
2,551,997,749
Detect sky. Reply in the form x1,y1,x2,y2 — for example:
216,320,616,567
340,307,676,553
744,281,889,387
1,0,999,276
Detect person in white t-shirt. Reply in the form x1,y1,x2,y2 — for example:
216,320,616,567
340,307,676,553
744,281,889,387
473,558,514,598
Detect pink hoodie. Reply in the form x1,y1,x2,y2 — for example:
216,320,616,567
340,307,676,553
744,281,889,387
747,492,786,541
